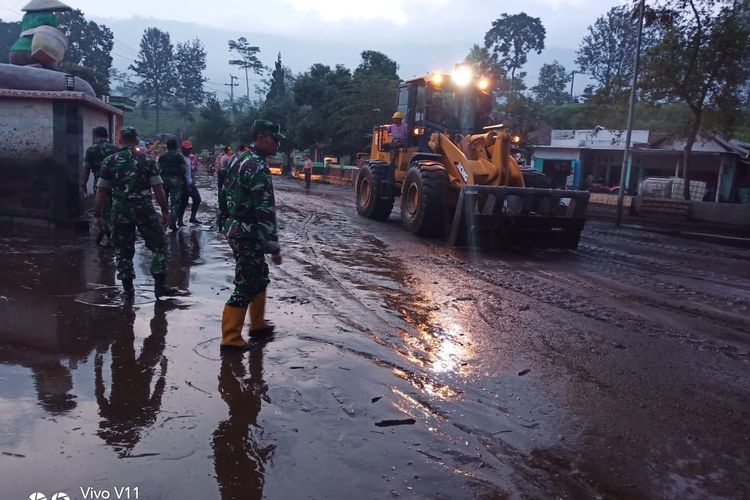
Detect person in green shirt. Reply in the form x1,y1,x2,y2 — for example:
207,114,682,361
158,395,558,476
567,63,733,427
218,120,285,352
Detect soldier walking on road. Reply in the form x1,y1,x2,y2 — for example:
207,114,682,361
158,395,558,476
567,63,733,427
178,140,202,225
82,126,119,245
94,127,181,298
158,138,188,231
218,120,285,352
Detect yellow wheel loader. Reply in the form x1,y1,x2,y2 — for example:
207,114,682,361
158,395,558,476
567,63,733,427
355,67,590,249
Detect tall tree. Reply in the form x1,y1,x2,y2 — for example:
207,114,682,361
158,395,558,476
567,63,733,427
228,37,264,100
130,28,178,131
331,51,400,155
261,53,295,149
195,95,233,148
57,9,114,90
640,0,750,199
290,63,352,149
484,13,546,92
174,38,207,135
464,44,507,93
576,5,657,96
532,60,571,105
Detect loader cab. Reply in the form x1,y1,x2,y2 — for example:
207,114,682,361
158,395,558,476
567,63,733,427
397,72,493,141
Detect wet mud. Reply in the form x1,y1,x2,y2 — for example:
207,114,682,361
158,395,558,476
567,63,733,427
1,176,748,499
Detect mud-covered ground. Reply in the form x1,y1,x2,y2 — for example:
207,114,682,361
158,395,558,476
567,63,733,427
1,175,748,500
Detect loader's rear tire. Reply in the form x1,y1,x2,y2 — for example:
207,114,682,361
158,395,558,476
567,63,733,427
401,162,448,236
356,161,394,221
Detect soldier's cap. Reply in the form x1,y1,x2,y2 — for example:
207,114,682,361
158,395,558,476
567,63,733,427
252,120,287,141
120,126,138,140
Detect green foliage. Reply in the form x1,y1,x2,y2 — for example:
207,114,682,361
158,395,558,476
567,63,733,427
174,38,207,131
329,51,400,155
0,19,21,64
260,53,295,149
640,0,749,130
228,37,264,100
484,13,545,90
110,68,138,99
464,44,507,93
494,93,541,136
576,5,652,96
195,96,233,149
532,60,571,105
288,63,351,149
57,9,113,91
130,27,179,131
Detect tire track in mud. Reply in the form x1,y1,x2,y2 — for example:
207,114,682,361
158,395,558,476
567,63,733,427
275,195,590,497
443,254,748,358
274,200,468,405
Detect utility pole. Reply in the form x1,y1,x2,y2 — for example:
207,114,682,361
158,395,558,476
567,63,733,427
616,0,645,226
570,70,576,103
225,75,239,121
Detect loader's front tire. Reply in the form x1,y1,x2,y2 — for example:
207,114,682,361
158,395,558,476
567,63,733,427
357,161,394,221
401,162,448,236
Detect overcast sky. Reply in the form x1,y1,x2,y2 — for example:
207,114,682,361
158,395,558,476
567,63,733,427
3,0,623,47
2,0,625,95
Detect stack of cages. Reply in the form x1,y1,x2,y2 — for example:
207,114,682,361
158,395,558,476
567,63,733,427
670,178,706,201
639,177,673,199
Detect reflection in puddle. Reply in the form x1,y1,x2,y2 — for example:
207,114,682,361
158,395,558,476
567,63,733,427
396,304,470,379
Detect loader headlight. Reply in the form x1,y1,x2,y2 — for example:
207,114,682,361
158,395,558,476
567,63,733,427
413,127,425,136
430,73,444,86
451,65,473,87
511,135,522,144
477,78,491,91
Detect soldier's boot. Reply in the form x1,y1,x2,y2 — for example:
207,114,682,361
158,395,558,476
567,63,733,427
248,291,275,338
189,208,201,224
220,304,253,352
121,279,135,297
153,274,181,298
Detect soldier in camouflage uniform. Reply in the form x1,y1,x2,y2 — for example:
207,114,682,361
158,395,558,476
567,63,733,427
82,126,119,245
94,127,181,298
218,120,285,352
157,138,188,231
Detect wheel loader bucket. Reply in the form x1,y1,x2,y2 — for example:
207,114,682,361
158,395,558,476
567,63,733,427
448,186,590,250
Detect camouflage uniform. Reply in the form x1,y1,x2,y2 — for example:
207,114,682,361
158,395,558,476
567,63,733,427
84,139,119,231
98,147,168,281
219,148,280,308
157,150,187,224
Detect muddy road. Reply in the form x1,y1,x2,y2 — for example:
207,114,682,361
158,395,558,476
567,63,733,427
1,175,748,500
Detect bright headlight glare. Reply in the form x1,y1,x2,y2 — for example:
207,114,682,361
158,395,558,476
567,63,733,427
451,65,473,87
430,73,444,85
478,78,490,91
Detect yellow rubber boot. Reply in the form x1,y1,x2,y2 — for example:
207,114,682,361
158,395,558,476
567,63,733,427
248,291,275,337
220,304,251,351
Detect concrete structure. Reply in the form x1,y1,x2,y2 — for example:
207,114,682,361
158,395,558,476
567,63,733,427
0,88,123,226
634,135,750,203
532,129,650,189
533,129,750,203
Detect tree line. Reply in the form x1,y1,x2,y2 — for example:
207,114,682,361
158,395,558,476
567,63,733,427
1,0,748,169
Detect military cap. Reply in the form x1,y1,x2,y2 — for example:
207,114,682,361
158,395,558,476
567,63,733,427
120,126,138,140
252,120,287,141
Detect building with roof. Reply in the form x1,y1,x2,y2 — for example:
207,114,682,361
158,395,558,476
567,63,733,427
532,128,750,203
